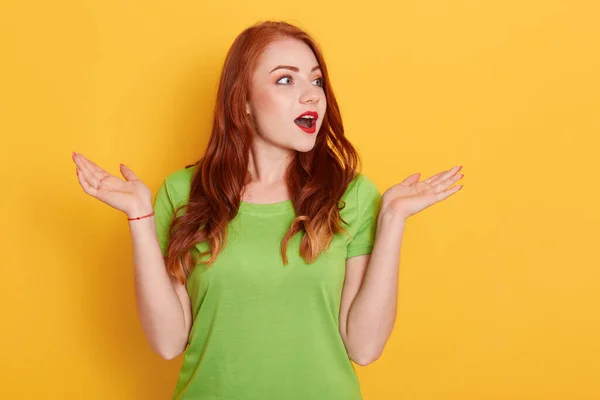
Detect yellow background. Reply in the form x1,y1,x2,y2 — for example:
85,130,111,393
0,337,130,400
1,0,599,398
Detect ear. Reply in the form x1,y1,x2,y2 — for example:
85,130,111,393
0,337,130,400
245,103,250,115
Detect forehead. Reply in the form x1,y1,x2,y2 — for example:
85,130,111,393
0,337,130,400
254,38,319,72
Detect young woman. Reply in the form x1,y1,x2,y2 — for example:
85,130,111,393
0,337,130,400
72,20,463,400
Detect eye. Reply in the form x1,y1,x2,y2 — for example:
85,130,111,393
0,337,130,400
276,75,292,85
313,77,324,87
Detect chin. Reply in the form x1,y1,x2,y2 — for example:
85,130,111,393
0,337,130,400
293,136,319,153
294,125,322,152
295,144,317,153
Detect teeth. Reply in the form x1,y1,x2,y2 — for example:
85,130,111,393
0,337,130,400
300,115,315,119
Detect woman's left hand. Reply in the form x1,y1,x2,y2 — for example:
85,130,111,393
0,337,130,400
381,165,464,220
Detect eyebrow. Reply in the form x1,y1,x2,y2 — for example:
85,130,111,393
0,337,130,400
269,65,321,74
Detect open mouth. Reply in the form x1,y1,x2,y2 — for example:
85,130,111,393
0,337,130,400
294,111,318,133
294,116,315,129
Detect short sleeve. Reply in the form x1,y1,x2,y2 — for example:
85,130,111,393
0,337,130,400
153,178,175,258
346,175,382,259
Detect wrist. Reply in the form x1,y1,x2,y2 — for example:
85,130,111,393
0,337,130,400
126,204,154,220
377,208,407,226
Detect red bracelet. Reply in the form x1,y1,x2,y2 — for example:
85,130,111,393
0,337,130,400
127,211,155,221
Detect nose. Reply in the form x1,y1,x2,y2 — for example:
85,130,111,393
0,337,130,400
299,83,321,104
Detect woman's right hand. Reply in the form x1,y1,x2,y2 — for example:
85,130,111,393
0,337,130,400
72,152,153,218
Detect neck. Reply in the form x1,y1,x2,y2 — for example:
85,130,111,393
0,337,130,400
247,141,294,185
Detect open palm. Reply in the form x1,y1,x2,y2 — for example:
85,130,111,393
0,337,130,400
72,152,152,217
382,165,464,220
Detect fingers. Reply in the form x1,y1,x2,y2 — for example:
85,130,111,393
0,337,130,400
436,183,462,201
430,165,462,187
434,171,464,193
73,153,102,189
423,170,445,185
75,166,98,196
73,152,103,174
119,164,138,182
85,156,108,175
82,154,109,182
72,152,118,194
400,173,420,186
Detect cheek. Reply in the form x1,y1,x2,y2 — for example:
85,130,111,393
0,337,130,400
254,91,277,113
252,90,289,126
319,99,327,125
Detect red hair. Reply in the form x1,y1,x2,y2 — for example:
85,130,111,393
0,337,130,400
165,21,363,285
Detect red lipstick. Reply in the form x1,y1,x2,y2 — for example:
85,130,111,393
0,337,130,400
294,111,319,134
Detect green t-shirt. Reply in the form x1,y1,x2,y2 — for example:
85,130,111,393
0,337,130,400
153,166,382,400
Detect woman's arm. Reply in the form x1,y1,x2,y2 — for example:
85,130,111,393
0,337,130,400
339,212,404,366
128,207,192,360
72,152,192,360
340,166,463,365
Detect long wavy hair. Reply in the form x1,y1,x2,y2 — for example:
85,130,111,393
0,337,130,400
165,21,363,285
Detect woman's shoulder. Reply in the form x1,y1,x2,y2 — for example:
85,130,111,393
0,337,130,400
164,164,196,184
338,172,381,223
342,172,380,202
161,164,197,204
